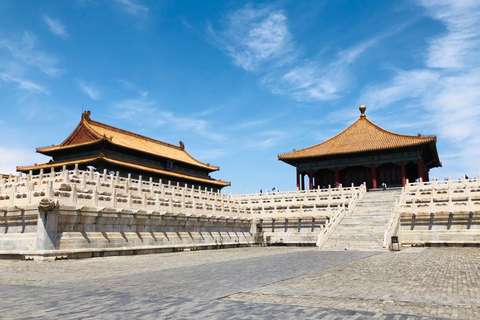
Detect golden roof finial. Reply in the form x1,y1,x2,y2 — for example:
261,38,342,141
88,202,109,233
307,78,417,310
359,105,366,118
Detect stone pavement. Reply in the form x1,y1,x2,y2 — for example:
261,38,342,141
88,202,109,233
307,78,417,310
0,247,478,319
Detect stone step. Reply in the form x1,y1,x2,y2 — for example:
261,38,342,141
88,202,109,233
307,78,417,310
321,188,400,250
330,233,383,241
332,230,385,235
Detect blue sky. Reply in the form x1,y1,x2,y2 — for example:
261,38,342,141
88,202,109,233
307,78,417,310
0,0,479,193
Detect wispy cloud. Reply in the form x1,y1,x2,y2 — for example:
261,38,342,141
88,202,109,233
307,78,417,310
207,5,296,72
114,0,149,16
0,147,48,174
43,15,69,39
116,79,148,97
208,4,388,102
0,31,62,77
156,110,226,141
110,97,226,141
111,98,156,119
420,0,480,69
357,0,480,176
77,79,100,100
0,72,49,94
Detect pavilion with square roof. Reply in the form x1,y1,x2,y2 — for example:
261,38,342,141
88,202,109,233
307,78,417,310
278,105,441,190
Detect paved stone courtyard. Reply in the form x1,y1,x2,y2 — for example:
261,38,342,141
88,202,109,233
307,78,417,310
0,247,478,319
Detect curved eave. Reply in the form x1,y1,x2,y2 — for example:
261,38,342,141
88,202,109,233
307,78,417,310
278,140,438,166
278,116,437,162
17,156,230,187
36,139,103,155
36,139,220,173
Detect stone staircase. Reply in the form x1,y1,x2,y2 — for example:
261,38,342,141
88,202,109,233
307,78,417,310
321,188,402,250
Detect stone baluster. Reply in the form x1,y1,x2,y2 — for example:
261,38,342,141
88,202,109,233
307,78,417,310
112,188,117,208
168,192,173,213
93,186,99,207
142,192,147,210
88,166,94,179
467,195,473,213
71,184,77,205
39,169,44,186
9,183,16,206
155,193,160,211
127,190,133,209
96,171,101,188
74,164,79,176
26,180,34,204
115,171,120,184
0,177,5,194
47,180,54,199
138,175,143,196
80,171,86,189
64,168,70,185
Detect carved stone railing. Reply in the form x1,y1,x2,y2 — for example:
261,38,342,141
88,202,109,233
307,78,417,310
383,188,405,249
0,166,363,220
316,183,366,247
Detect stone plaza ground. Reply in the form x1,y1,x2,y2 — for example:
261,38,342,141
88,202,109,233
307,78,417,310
0,246,478,319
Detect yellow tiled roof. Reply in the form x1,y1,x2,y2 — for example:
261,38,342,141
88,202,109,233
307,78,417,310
37,111,218,171
278,107,436,160
17,154,231,187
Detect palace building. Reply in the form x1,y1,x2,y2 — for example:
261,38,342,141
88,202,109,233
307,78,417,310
278,106,441,190
17,111,230,191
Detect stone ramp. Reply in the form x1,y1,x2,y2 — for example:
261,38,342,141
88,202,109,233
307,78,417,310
321,188,401,250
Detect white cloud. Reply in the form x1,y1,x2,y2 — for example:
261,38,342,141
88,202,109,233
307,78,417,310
156,110,226,142
110,98,225,141
263,38,382,102
208,5,388,102
358,69,440,110
77,79,100,100
111,98,156,119
114,0,149,16
0,147,48,174
43,15,69,39
0,72,49,94
357,0,480,177
420,0,480,69
0,31,62,77
116,79,148,97
208,5,296,72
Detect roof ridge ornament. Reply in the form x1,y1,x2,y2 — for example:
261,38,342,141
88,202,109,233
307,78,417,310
359,105,366,118
82,110,91,120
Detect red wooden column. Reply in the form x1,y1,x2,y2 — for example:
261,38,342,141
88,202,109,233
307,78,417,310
334,167,340,187
309,170,313,189
371,164,377,189
296,169,300,190
417,158,425,182
401,161,406,186
301,173,305,190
